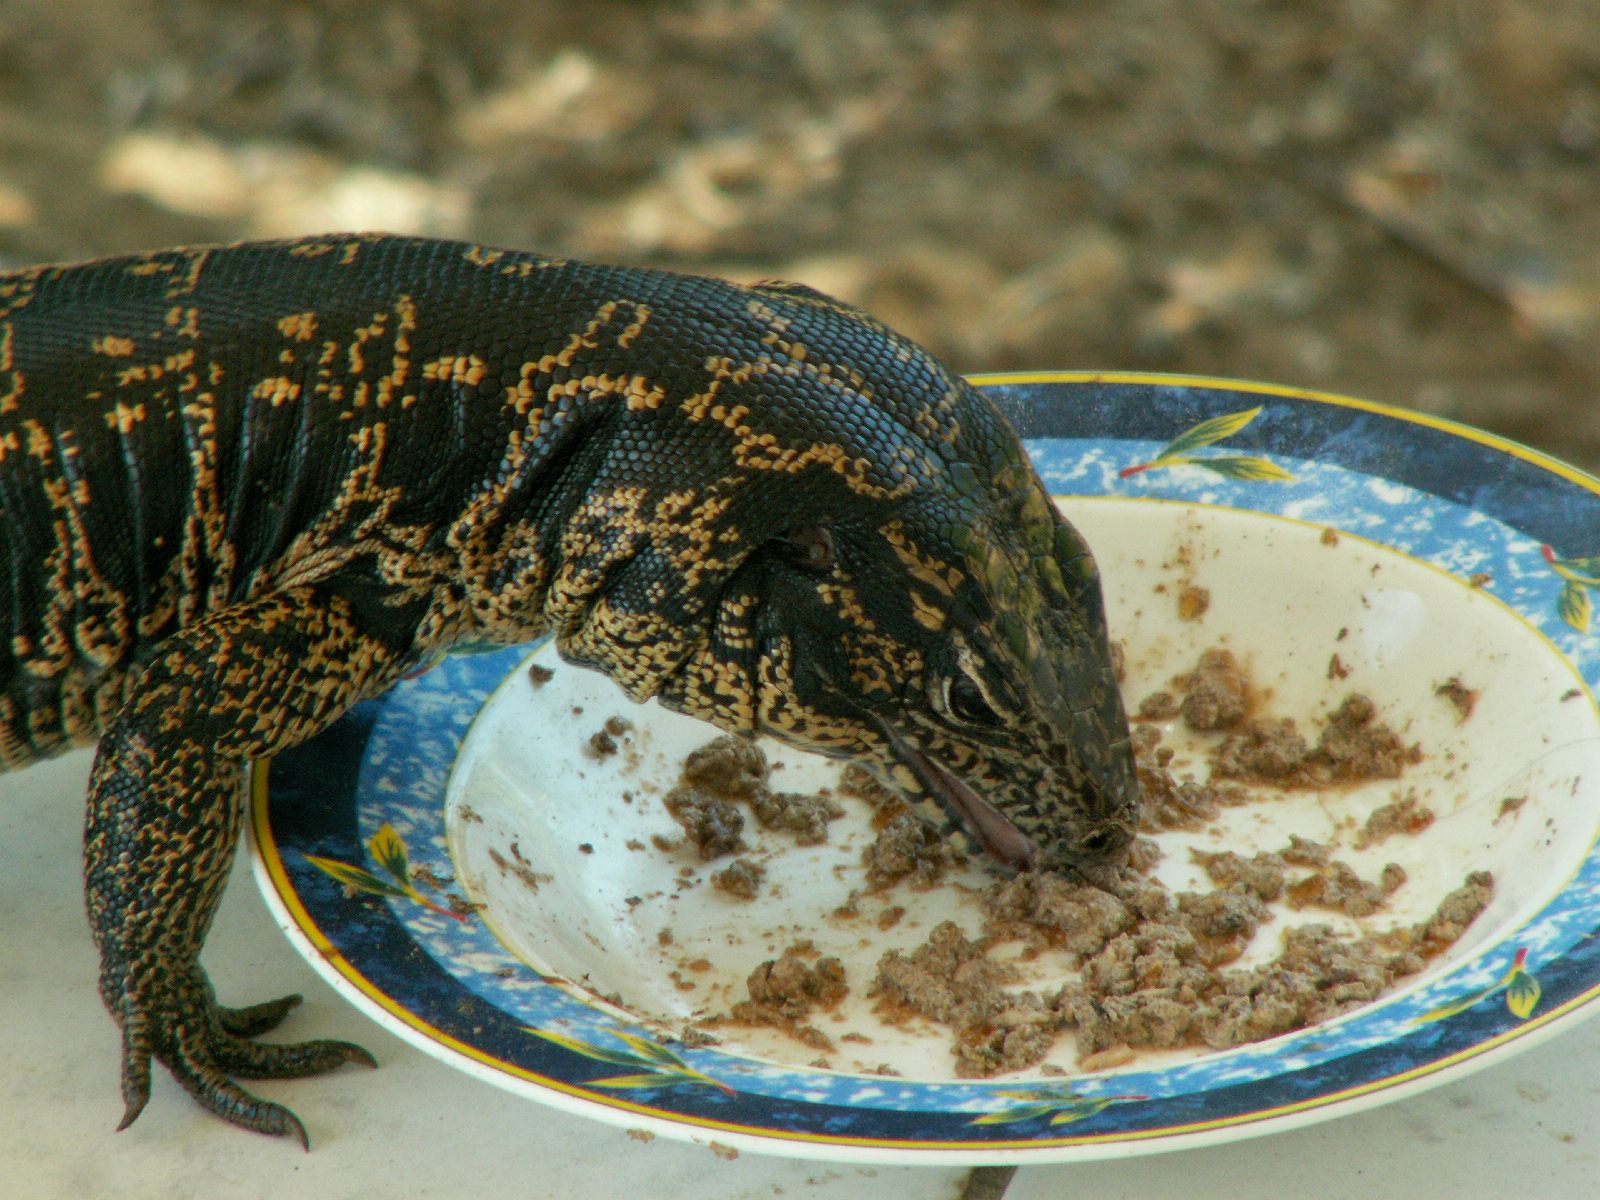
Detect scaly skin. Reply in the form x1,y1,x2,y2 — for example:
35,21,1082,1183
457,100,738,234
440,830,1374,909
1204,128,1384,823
0,234,1138,1145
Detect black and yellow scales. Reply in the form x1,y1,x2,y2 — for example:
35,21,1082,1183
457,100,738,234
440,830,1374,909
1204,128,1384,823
0,234,1138,1146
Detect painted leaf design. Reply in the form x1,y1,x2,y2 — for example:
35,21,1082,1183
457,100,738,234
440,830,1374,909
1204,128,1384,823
527,1028,657,1069
1505,970,1541,1019
1551,555,1600,586
615,1031,686,1068
1050,1101,1116,1125
368,823,410,884
1155,406,1264,461
1559,580,1592,633
1414,992,1487,1025
992,1088,1077,1103
1191,454,1296,482
970,1102,1067,1127
304,855,410,900
588,1073,685,1091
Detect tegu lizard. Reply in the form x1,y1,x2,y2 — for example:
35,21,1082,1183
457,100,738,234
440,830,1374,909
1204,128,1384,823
0,234,1138,1146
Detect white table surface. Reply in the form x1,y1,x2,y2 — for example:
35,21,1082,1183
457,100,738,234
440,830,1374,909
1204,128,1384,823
5,748,1599,1200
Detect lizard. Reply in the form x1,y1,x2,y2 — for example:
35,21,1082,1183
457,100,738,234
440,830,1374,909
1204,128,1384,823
0,233,1139,1147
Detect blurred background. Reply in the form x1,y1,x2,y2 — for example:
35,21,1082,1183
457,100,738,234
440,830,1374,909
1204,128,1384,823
0,0,1595,466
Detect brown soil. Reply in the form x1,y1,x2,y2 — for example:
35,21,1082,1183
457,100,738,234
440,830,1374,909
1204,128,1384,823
2,2,1595,467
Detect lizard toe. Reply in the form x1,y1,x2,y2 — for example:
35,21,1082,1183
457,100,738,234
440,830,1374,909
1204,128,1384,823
217,993,304,1038
214,1033,378,1080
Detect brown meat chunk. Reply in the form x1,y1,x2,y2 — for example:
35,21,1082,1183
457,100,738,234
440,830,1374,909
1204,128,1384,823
1176,648,1253,731
863,812,960,888
751,790,844,844
711,858,766,899
681,735,770,800
663,786,745,859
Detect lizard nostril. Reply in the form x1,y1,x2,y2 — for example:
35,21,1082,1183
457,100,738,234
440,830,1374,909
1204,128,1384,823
1077,823,1133,863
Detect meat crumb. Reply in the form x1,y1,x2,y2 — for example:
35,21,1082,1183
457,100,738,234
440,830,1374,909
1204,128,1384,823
681,735,769,800
722,945,849,1051
1435,677,1479,722
711,857,766,900
837,763,904,816
1176,648,1254,731
1355,794,1436,849
663,787,745,860
872,922,1056,1076
1177,585,1211,621
1494,796,1526,824
751,789,844,844
1214,694,1421,787
864,812,962,888
1285,859,1407,917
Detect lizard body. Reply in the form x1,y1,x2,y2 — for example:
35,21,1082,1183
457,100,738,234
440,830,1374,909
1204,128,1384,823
0,234,1137,1144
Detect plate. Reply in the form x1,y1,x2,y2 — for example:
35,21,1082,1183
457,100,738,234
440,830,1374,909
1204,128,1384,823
251,373,1600,1163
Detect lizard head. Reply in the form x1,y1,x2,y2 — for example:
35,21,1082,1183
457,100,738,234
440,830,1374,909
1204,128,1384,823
735,441,1141,878
638,349,1139,876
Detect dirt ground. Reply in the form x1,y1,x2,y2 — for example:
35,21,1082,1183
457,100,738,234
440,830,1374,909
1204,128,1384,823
1,0,1595,468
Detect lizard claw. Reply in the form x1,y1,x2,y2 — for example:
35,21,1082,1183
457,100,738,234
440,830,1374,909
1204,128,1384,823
109,967,374,1146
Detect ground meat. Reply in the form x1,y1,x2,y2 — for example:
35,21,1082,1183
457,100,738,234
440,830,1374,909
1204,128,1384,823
1176,648,1253,731
1494,796,1526,824
746,947,848,1013
1136,691,1180,721
1211,717,1312,782
906,842,1494,1067
837,763,904,816
724,945,849,1051
1177,886,1271,963
751,790,844,844
1126,836,1164,874
1135,753,1247,831
1213,694,1420,788
712,858,766,899
872,922,1058,1076
1315,695,1423,779
659,735,846,857
1355,794,1436,849
1192,849,1288,902
586,729,619,758
863,811,961,888
1408,871,1495,957
651,648,1488,1077
982,873,1133,956
952,991,1061,1077
1435,676,1480,721
527,662,554,686
1177,584,1211,620
1286,859,1407,917
663,786,746,859
681,735,770,800
1280,835,1333,868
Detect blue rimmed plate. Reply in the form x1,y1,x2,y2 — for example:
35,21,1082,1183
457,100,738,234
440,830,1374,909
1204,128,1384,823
251,373,1600,1163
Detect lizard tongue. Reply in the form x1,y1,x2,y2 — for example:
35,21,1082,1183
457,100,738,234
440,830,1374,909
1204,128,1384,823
881,729,1038,868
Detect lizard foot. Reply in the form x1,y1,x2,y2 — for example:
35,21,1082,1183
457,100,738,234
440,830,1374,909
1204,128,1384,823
112,970,375,1148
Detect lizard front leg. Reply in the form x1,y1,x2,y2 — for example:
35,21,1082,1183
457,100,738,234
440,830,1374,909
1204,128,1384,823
83,584,409,1147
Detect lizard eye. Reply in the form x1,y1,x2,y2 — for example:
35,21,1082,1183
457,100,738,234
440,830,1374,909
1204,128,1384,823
783,525,836,573
947,674,1001,726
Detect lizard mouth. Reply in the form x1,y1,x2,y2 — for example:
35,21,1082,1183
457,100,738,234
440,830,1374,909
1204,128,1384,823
880,726,1038,869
